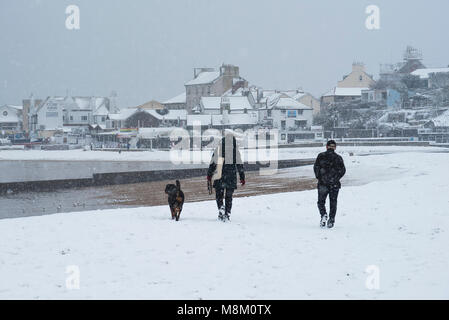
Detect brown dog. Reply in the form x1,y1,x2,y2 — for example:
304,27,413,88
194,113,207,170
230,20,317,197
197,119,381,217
164,180,185,221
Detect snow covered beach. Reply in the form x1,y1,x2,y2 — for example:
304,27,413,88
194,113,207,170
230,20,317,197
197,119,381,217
0,149,448,299
0,145,447,162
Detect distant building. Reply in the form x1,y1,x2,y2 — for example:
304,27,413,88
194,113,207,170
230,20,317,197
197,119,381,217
261,89,320,115
410,68,449,88
379,46,426,82
26,94,118,137
162,92,186,110
321,62,375,110
185,64,248,114
130,100,165,110
291,91,321,115
258,93,313,143
107,108,186,129
0,105,22,134
321,87,370,106
361,88,401,109
337,62,375,88
420,109,449,143
186,92,258,131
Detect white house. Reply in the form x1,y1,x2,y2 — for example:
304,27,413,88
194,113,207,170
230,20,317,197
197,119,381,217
200,95,255,115
259,93,314,143
35,97,65,132
0,105,23,133
33,95,118,135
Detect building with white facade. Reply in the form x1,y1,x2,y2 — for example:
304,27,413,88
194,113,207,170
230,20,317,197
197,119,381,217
0,105,23,134
29,95,118,136
258,93,314,143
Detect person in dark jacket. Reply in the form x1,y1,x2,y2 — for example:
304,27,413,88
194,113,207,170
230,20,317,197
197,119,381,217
313,140,346,228
207,133,245,221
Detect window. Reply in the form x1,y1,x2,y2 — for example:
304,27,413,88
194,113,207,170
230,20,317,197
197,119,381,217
359,75,363,81
297,109,303,115
287,110,297,118
281,120,286,130
81,116,88,121
101,116,106,122
46,112,58,118
267,110,272,117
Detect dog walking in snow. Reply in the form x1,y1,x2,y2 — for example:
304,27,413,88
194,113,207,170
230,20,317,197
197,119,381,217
165,180,185,221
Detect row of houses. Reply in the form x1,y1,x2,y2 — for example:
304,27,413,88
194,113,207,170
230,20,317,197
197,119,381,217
317,46,449,142
5,49,448,145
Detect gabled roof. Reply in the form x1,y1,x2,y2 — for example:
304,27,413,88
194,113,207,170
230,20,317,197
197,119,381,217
108,108,138,121
275,97,313,110
185,71,220,85
132,100,164,110
201,96,253,111
163,92,186,104
261,94,312,110
94,104,109,116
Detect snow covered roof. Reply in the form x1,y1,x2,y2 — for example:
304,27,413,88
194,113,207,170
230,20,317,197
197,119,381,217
201,96,253,111
323,87,369,97
185,71,220,85
430,109,449,127
73,97,108,110
261,94,312,110
108,108,187,122
411,68,449,79
94,104,109,116
8,105,23,110
275,97,313,110
108,108,137,121
291,92,307,100
163,92,186,104
147,109,187,121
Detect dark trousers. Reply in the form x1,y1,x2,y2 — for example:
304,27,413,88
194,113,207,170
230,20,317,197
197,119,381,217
216,187,234,214
317,184,340,220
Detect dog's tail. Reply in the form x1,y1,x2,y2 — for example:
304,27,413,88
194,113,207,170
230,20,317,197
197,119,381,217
176,180,181,190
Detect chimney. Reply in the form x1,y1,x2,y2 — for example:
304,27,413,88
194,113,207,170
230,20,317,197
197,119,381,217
352,62,365,72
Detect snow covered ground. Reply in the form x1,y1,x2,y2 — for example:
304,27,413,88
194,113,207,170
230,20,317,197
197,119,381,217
0,150,448,299
0,145,447,162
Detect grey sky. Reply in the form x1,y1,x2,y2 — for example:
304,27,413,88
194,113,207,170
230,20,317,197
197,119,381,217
1,0,448,108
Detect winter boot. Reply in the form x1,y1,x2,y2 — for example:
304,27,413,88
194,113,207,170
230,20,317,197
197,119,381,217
327,218,335,229
223,212,231,222
218,205,226,221
320,214,328,228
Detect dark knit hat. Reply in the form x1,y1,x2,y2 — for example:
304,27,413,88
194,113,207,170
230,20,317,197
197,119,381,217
326,140,337,147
